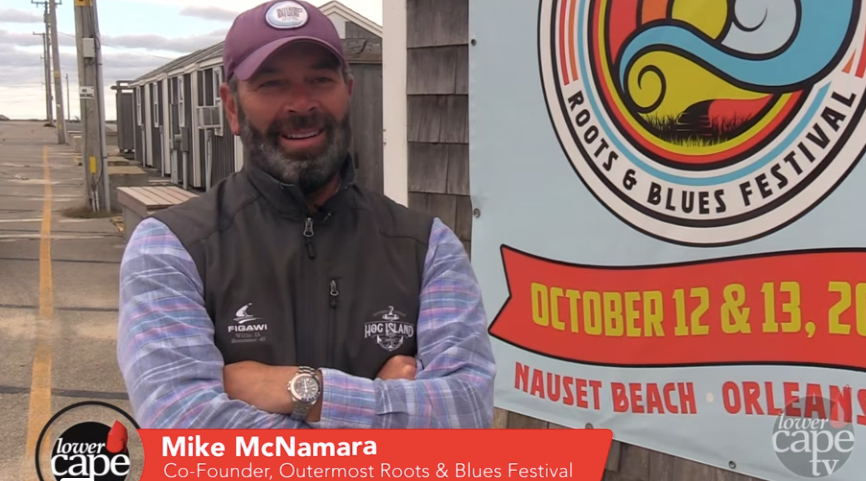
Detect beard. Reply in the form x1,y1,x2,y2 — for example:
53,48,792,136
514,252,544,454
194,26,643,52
238,101,351,197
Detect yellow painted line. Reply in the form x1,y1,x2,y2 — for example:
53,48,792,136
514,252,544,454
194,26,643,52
39,146,54,319
22,145,54,481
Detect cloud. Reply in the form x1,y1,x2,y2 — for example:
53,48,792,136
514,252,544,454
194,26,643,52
0,44,169,120
118,0,382,24
0,45,167,87
0,27,225,55
1,29,53,48
1,0,382,119
0,29,77,48
100,29,227,53
180,6,239,22
0,8,43,24
0,27,224,97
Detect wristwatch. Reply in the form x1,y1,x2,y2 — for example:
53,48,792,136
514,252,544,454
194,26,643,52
288,366,321,421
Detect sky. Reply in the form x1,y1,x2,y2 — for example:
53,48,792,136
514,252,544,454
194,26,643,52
0,0,382,120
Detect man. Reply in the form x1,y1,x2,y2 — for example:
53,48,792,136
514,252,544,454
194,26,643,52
116,0,496,429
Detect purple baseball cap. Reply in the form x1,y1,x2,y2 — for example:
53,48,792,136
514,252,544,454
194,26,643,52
223,0,346,81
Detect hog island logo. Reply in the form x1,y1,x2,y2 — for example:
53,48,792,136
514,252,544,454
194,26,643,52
364,306,415,352
539,0,866,246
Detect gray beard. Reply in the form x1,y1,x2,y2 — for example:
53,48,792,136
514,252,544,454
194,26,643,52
238,104,351,197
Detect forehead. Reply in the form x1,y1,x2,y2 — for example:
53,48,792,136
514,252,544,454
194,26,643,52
256,41,341,76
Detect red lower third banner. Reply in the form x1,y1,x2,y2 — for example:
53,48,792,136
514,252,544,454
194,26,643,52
138,429,612,480
487,245,866,371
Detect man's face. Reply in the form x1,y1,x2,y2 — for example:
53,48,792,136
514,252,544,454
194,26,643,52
222,41,353,196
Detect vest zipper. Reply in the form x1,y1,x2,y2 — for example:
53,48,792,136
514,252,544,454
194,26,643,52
303,217,315,259
297,216,316,366
328,279,339,366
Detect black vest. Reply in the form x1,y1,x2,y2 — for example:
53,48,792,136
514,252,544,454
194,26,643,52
150,158,434,379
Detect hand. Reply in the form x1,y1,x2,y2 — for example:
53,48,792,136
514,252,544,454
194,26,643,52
223,361,296,415
377,355,416,380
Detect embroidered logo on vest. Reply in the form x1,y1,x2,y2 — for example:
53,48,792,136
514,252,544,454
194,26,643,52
364,306,414,351
228,303,268,343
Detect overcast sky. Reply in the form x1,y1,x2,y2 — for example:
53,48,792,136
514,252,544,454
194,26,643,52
0,0,382,120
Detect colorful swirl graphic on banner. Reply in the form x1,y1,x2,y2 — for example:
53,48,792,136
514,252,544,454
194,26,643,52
589,0,857,167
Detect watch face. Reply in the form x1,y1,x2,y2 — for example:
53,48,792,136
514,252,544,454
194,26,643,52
291,374,319,402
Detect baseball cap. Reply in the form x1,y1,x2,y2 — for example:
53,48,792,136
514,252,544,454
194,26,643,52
223,0,346,81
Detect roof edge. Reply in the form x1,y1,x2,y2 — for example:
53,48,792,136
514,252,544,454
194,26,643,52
318,0,382,38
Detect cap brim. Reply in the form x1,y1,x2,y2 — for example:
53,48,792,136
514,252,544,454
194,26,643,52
233,36,346,81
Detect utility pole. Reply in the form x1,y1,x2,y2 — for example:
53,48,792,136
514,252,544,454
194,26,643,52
66,74,70,120
73,0,110,212
32,0,54,124
48,0,66,144
32,31,53,124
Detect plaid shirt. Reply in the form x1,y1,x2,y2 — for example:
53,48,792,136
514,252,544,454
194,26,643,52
117,216,496,429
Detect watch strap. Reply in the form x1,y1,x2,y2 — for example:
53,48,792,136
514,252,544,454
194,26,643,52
291,401,311,420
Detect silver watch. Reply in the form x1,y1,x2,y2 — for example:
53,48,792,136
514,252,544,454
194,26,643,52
288,366,321,420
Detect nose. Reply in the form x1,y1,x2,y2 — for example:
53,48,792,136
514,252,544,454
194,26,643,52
284,85,318,115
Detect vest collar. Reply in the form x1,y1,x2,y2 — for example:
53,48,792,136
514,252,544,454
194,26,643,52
243,154,356,219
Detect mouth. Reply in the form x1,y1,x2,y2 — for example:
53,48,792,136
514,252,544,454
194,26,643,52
279,129,326,151
281,129,324,140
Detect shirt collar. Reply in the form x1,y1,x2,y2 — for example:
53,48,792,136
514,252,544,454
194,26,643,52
242,153,356,220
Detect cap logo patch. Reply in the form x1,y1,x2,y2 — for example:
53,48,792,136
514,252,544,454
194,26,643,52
265,1,309,29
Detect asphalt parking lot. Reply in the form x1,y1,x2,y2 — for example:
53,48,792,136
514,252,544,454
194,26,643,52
0,121,139,481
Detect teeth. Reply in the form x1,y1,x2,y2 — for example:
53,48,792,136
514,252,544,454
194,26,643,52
284,131,320,140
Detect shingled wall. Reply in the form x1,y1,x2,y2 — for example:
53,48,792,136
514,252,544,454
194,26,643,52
404,0,472,256
402,1,765,480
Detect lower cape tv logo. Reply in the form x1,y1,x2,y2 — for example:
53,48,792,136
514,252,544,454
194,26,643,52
539,0,866,246
772,397,856,478
36,401,140,481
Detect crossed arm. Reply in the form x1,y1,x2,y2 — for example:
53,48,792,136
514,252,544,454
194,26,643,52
116,217,497,429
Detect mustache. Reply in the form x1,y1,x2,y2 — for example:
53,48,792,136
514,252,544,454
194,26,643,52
266,111,335,137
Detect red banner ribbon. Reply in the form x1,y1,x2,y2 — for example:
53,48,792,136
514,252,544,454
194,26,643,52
488,246,866,371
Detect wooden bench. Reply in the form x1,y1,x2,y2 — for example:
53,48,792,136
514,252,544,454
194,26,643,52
117,186,198,240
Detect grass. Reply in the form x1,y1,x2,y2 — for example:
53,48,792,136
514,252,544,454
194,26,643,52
642,113,754,147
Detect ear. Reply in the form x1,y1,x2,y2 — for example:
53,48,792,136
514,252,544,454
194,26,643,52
345,74,354,98
220,82,241,136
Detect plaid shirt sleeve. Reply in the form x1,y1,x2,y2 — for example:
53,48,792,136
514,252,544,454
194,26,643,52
309,218,497,429
117,217,308,429
117,216,496,429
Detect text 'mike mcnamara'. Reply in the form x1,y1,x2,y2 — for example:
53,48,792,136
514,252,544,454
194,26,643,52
163,436,378,458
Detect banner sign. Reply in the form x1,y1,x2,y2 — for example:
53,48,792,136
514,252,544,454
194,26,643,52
469,0,866,480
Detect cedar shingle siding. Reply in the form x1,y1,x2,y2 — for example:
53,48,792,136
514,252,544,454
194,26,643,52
406,0,472,256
